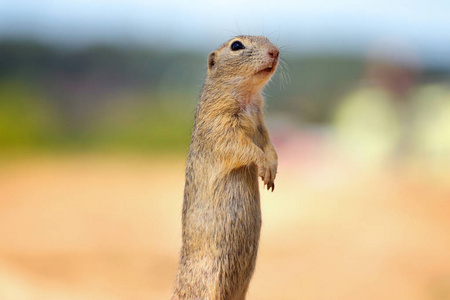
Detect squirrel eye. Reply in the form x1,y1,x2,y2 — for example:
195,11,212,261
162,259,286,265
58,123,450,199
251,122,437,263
231,41,245,51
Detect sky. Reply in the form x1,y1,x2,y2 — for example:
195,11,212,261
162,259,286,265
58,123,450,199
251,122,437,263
1,0,450,67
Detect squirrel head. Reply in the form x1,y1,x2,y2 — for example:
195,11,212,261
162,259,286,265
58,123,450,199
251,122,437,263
206,36,279,92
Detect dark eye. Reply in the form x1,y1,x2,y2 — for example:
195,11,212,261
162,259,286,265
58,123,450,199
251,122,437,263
231,41,245,51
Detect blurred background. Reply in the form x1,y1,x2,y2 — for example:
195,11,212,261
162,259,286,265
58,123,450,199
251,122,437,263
1,0,450,299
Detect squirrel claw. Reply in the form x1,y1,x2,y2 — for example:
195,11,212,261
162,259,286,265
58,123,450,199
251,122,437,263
259,161,276,192
263,181,274,192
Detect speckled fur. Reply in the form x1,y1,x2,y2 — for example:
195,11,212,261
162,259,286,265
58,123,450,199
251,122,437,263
172,36,279,300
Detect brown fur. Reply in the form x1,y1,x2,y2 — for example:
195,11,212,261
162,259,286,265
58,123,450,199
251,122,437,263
172,36,279,300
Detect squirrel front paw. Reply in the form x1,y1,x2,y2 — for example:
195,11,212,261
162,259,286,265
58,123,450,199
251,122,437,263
258,158,277,192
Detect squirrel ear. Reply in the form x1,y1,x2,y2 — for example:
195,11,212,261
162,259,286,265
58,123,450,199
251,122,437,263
207,51,216,71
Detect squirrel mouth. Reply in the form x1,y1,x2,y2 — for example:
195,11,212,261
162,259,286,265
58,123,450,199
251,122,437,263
256,66,274,75
256,60,278,75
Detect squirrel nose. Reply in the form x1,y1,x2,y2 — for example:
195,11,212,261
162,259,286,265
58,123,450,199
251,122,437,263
268,49,279,59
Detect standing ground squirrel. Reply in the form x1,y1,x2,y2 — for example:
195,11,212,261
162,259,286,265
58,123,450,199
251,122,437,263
172,36,279,300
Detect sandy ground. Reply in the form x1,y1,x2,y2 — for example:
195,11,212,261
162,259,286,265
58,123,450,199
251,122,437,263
1,152,450,300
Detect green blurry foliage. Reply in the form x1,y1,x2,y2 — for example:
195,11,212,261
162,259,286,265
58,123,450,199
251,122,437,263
0,80,61,149
0,40,204,153
87,91,195,152
0,40,448,153
269,55,363,123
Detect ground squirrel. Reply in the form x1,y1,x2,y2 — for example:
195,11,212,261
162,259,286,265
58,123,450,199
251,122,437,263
172,36,279,300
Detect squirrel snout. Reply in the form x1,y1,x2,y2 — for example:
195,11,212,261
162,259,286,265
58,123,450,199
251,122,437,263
268,49,279,59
